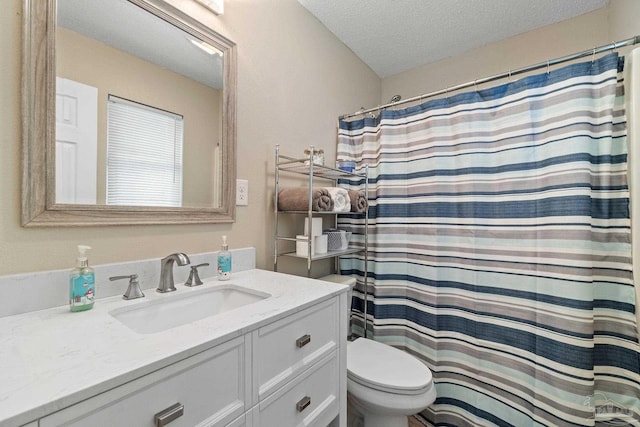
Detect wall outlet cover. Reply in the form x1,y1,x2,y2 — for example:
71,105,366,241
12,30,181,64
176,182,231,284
236,179,248,206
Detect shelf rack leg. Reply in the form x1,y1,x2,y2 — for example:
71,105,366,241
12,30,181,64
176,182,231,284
274,145,280,272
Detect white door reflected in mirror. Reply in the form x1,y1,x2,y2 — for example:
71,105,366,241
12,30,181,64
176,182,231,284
55,77,98,205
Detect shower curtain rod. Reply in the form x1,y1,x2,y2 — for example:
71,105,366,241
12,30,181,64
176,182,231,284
339,35,640,121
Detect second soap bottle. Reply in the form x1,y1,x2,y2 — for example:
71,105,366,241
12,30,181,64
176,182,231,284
217,235,232,280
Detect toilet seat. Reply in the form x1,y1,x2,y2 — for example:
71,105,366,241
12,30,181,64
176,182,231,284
347,338,433,395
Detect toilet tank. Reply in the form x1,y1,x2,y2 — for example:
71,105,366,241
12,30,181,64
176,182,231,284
319,274,356,336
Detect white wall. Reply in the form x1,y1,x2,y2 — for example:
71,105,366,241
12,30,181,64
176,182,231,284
0,0,380,276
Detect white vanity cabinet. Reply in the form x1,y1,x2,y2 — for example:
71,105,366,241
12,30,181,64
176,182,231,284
30,295,345,427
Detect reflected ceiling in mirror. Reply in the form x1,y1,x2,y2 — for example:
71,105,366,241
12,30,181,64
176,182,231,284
57,0,223,89
22,0,237,226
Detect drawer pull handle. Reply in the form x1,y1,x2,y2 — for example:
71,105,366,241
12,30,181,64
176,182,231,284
296,334,311,348
154,402,184,426
296,395,311,412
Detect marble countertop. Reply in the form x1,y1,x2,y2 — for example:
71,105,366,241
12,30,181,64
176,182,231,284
0,269,347,426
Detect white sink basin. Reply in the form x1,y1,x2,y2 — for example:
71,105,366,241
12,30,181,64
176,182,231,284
109,284,270,334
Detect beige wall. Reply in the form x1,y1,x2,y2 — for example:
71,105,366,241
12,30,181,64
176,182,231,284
381,4,640,105
609,0,640,42
0,0,380,276
57,27,220,207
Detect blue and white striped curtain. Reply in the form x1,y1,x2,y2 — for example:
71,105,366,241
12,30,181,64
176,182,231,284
338,53,640,426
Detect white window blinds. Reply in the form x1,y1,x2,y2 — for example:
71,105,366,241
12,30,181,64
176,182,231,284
106,96,184,207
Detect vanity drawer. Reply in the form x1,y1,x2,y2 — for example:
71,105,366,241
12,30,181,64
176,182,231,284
252,298,338,400
254,352,338,427
40,336,249,427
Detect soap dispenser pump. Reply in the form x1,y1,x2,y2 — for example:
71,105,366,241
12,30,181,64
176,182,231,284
217,235,232,281
69,245,95,312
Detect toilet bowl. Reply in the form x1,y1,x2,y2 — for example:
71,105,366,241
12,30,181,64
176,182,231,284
346,338,436,427
318,274,436,427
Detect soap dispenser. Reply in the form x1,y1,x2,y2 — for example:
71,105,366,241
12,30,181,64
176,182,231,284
217,235,232,281
69,245,95,312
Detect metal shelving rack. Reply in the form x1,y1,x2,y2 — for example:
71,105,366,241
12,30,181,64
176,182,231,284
273,144,369,334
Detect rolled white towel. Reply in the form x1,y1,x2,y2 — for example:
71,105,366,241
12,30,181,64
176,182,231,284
326,187,351,212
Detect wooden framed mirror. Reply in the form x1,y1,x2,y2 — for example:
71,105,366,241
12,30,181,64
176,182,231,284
22,0,236,226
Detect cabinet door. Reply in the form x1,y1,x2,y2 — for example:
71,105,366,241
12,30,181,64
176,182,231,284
252,299,338,401
40,336,249,427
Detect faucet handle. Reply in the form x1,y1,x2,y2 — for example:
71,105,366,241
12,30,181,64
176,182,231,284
110,274,145,300
185,263,209,287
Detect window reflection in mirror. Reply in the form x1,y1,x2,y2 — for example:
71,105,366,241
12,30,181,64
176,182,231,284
55,0,223,208
106,96,184,207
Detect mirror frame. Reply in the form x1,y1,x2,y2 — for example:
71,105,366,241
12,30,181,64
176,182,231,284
22,0,237,226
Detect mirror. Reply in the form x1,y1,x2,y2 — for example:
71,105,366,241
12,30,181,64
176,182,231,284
22,0,237,226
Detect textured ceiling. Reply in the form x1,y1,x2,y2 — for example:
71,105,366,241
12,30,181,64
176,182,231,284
298,0,608,78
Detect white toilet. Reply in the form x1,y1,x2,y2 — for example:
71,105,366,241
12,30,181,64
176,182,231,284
346,338,436,427
320,275,436,427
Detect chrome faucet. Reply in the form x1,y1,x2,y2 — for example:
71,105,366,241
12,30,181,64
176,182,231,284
157,253,190,293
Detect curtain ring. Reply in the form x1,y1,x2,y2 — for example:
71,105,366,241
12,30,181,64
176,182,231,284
592,47,596,63
612,41,617,52
474,79,478,92
546,60,550,75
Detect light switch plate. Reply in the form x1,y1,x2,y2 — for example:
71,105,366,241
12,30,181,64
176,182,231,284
236,179,248,206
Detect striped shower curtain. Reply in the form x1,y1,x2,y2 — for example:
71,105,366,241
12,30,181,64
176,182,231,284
338,53,640,426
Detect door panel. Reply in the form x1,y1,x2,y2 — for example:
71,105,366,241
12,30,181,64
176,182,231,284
55,77,98,204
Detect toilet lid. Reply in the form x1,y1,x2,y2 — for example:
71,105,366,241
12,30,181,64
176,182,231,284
347,338,433,394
